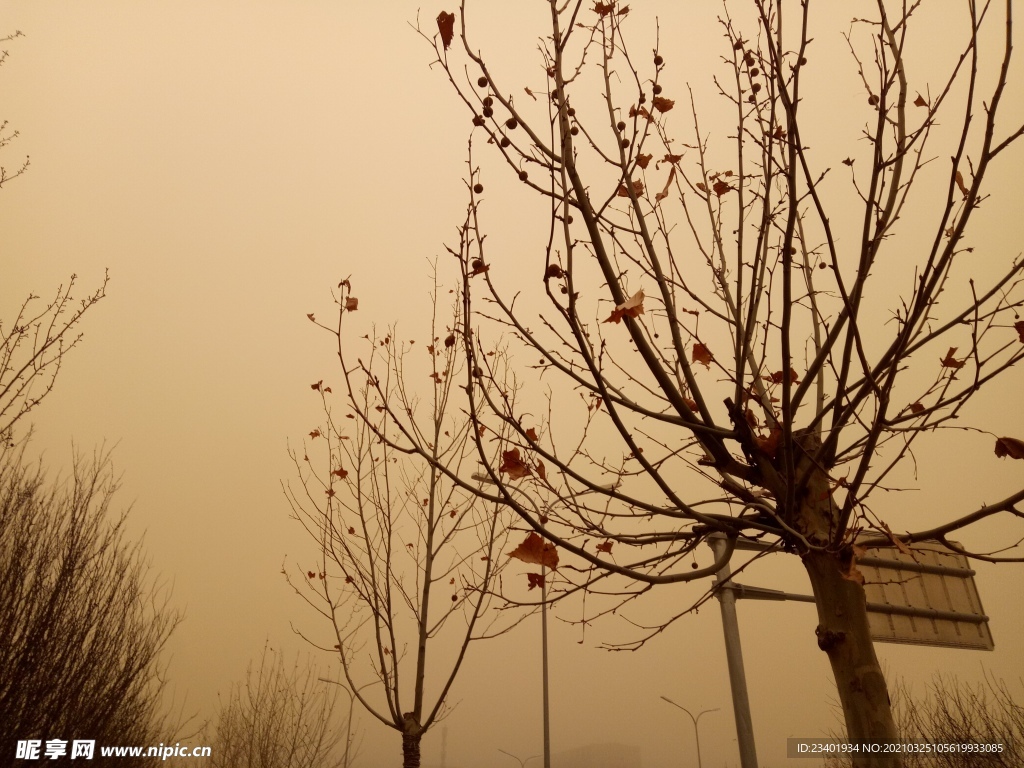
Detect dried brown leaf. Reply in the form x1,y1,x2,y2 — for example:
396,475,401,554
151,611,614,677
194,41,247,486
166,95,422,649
436,11,455,50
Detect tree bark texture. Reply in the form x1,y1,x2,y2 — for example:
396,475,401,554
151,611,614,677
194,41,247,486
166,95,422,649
803,549,902,768
402,730,421,768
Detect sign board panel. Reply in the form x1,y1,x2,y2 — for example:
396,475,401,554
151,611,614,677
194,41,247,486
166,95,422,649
859,541,993,650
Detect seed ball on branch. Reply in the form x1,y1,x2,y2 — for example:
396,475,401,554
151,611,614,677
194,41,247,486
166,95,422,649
567,107,576,117
570,126,579,136
472,115,485,127
620,138,629,148
519,170,528,181
652,83,663,95
500,137,511,148
483,106,493,118
477,76,488,87
654,54,664,66
483,96,493,107
506,117,518,130
473,183,484,193
616,120,626,131
868,94,879,105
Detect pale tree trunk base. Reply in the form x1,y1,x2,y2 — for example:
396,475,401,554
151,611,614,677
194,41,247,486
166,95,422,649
803,549,903,768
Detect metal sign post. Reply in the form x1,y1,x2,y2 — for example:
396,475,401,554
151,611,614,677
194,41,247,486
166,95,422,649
705,535,993,766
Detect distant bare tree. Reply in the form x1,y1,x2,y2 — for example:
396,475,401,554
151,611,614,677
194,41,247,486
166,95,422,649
1,30,107,446
0,272,108,445
0,444,182,764
286,275,519,768
209,643,355,768
826,674,1023,768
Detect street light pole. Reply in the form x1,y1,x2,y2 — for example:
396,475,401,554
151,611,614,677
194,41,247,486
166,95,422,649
498,748,541,768
660,696,718,768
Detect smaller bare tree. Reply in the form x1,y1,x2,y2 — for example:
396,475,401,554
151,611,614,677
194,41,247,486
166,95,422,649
0,444,182,764
1,30,107,446
209,643,353,768
286,275,519,768
1,272,108,445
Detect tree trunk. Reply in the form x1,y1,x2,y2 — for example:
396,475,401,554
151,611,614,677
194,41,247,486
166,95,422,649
402,729,422,768
803,549,902,768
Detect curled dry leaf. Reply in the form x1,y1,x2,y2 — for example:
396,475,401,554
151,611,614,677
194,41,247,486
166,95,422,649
499,447,532,479
444,333,456,348
525,427,539,442
914,93,928,107
545,263,564,280
655,167,677,203
629,104,653,121
691,343,714,368
604,290,645,323
332,467,349,479
955,171,970,200
309,429,322,439
596,540,614,554
765,368,800,384
616,179,644,197
508,532,559,569
636,153,653,169
652,96,675,113
994,437,1024,459
939,347,965,370
436,11,455,50
909,402,925,414
526,572,546,590
1015,320,1024,343
712,179,733,197
344,297,359,312
594,1,615,16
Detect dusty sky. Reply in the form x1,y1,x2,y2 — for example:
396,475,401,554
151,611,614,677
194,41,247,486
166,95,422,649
3,2,1023,767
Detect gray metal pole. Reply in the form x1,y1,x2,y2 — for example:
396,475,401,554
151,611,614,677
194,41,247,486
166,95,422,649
709,535,759,768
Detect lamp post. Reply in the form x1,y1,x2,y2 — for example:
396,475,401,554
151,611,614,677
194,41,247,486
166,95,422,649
498,748,541,768
660,696,718,768
474,473,551,768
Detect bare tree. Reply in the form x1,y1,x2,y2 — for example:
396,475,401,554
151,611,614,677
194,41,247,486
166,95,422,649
318,2,1024,765
1,30,107,446
209,643,354,768
826,675,1023,768
0,444,182,764
286,277,519,768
